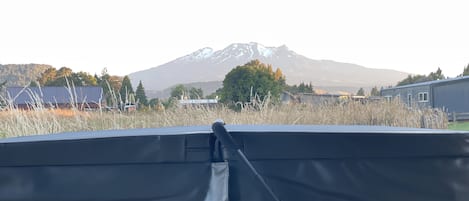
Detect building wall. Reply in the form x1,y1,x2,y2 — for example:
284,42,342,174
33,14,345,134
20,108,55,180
381,85,431,108
433,80,469,113
299,94,340,105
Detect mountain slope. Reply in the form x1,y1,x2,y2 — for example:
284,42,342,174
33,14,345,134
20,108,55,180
129,42,408,96
0,64,51,87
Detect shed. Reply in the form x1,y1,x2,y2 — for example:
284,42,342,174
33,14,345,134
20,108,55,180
6,86,103,110
381,76,469,114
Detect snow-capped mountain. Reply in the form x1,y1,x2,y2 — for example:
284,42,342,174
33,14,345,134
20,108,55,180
129,42,408,97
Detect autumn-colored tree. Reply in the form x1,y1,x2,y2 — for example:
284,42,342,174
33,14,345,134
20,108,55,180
37,67,97,87
38,67,57,86
70,72,98,86
56,67,73,78
274,68,284,81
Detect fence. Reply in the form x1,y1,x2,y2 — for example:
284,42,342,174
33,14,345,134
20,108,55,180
448,112,469,122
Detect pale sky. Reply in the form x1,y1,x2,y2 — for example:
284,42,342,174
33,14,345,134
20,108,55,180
1,0,468,77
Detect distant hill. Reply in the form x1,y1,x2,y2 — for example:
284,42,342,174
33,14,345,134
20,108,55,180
129,42,409,98
0,64,51,87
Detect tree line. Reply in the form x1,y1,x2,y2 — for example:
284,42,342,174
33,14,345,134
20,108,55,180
15,61,469,110
32,67,150,110
356,64,469,96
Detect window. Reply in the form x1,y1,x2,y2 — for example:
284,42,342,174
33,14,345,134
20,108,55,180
384,96,392,101
418,92,428,102
407,94,412,105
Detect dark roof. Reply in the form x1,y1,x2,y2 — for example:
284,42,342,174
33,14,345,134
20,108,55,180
383,76,469,90
6,86,103,105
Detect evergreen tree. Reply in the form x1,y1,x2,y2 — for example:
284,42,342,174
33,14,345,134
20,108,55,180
356,88,365,96
285,82,314,94
429,67,444,80
119,76,134,103
370,86,380,96
463,64,469,76
135,80,148,106
397,68,446,86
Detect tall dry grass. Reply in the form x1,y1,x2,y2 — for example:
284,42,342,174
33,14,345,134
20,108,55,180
0,100,448,138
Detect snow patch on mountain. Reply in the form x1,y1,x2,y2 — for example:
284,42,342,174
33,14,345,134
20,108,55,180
174,43,297,65
176,47,214,63
256,44,273,57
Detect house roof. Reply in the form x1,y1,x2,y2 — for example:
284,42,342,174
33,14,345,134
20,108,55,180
6,86,103,105
383,76,469,91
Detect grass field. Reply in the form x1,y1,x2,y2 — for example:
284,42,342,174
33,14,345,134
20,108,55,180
448,121,469,131
0,100,448,138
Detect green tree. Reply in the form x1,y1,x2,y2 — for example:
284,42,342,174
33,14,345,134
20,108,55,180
135,80,148,106
38,67,98,87
286,82,314,94
397,68,445,86
73,72,98,86
119,76,134,103
189,87,203,99
148,98,159,107
356,88,365,96
429,67,444,80
29,81,38,87
463,64,469,76
206,88,223,99
170,84,187,99
370,86,380,96
220,60,285,104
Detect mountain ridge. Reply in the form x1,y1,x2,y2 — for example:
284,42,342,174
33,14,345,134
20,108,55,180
129,42,409,97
